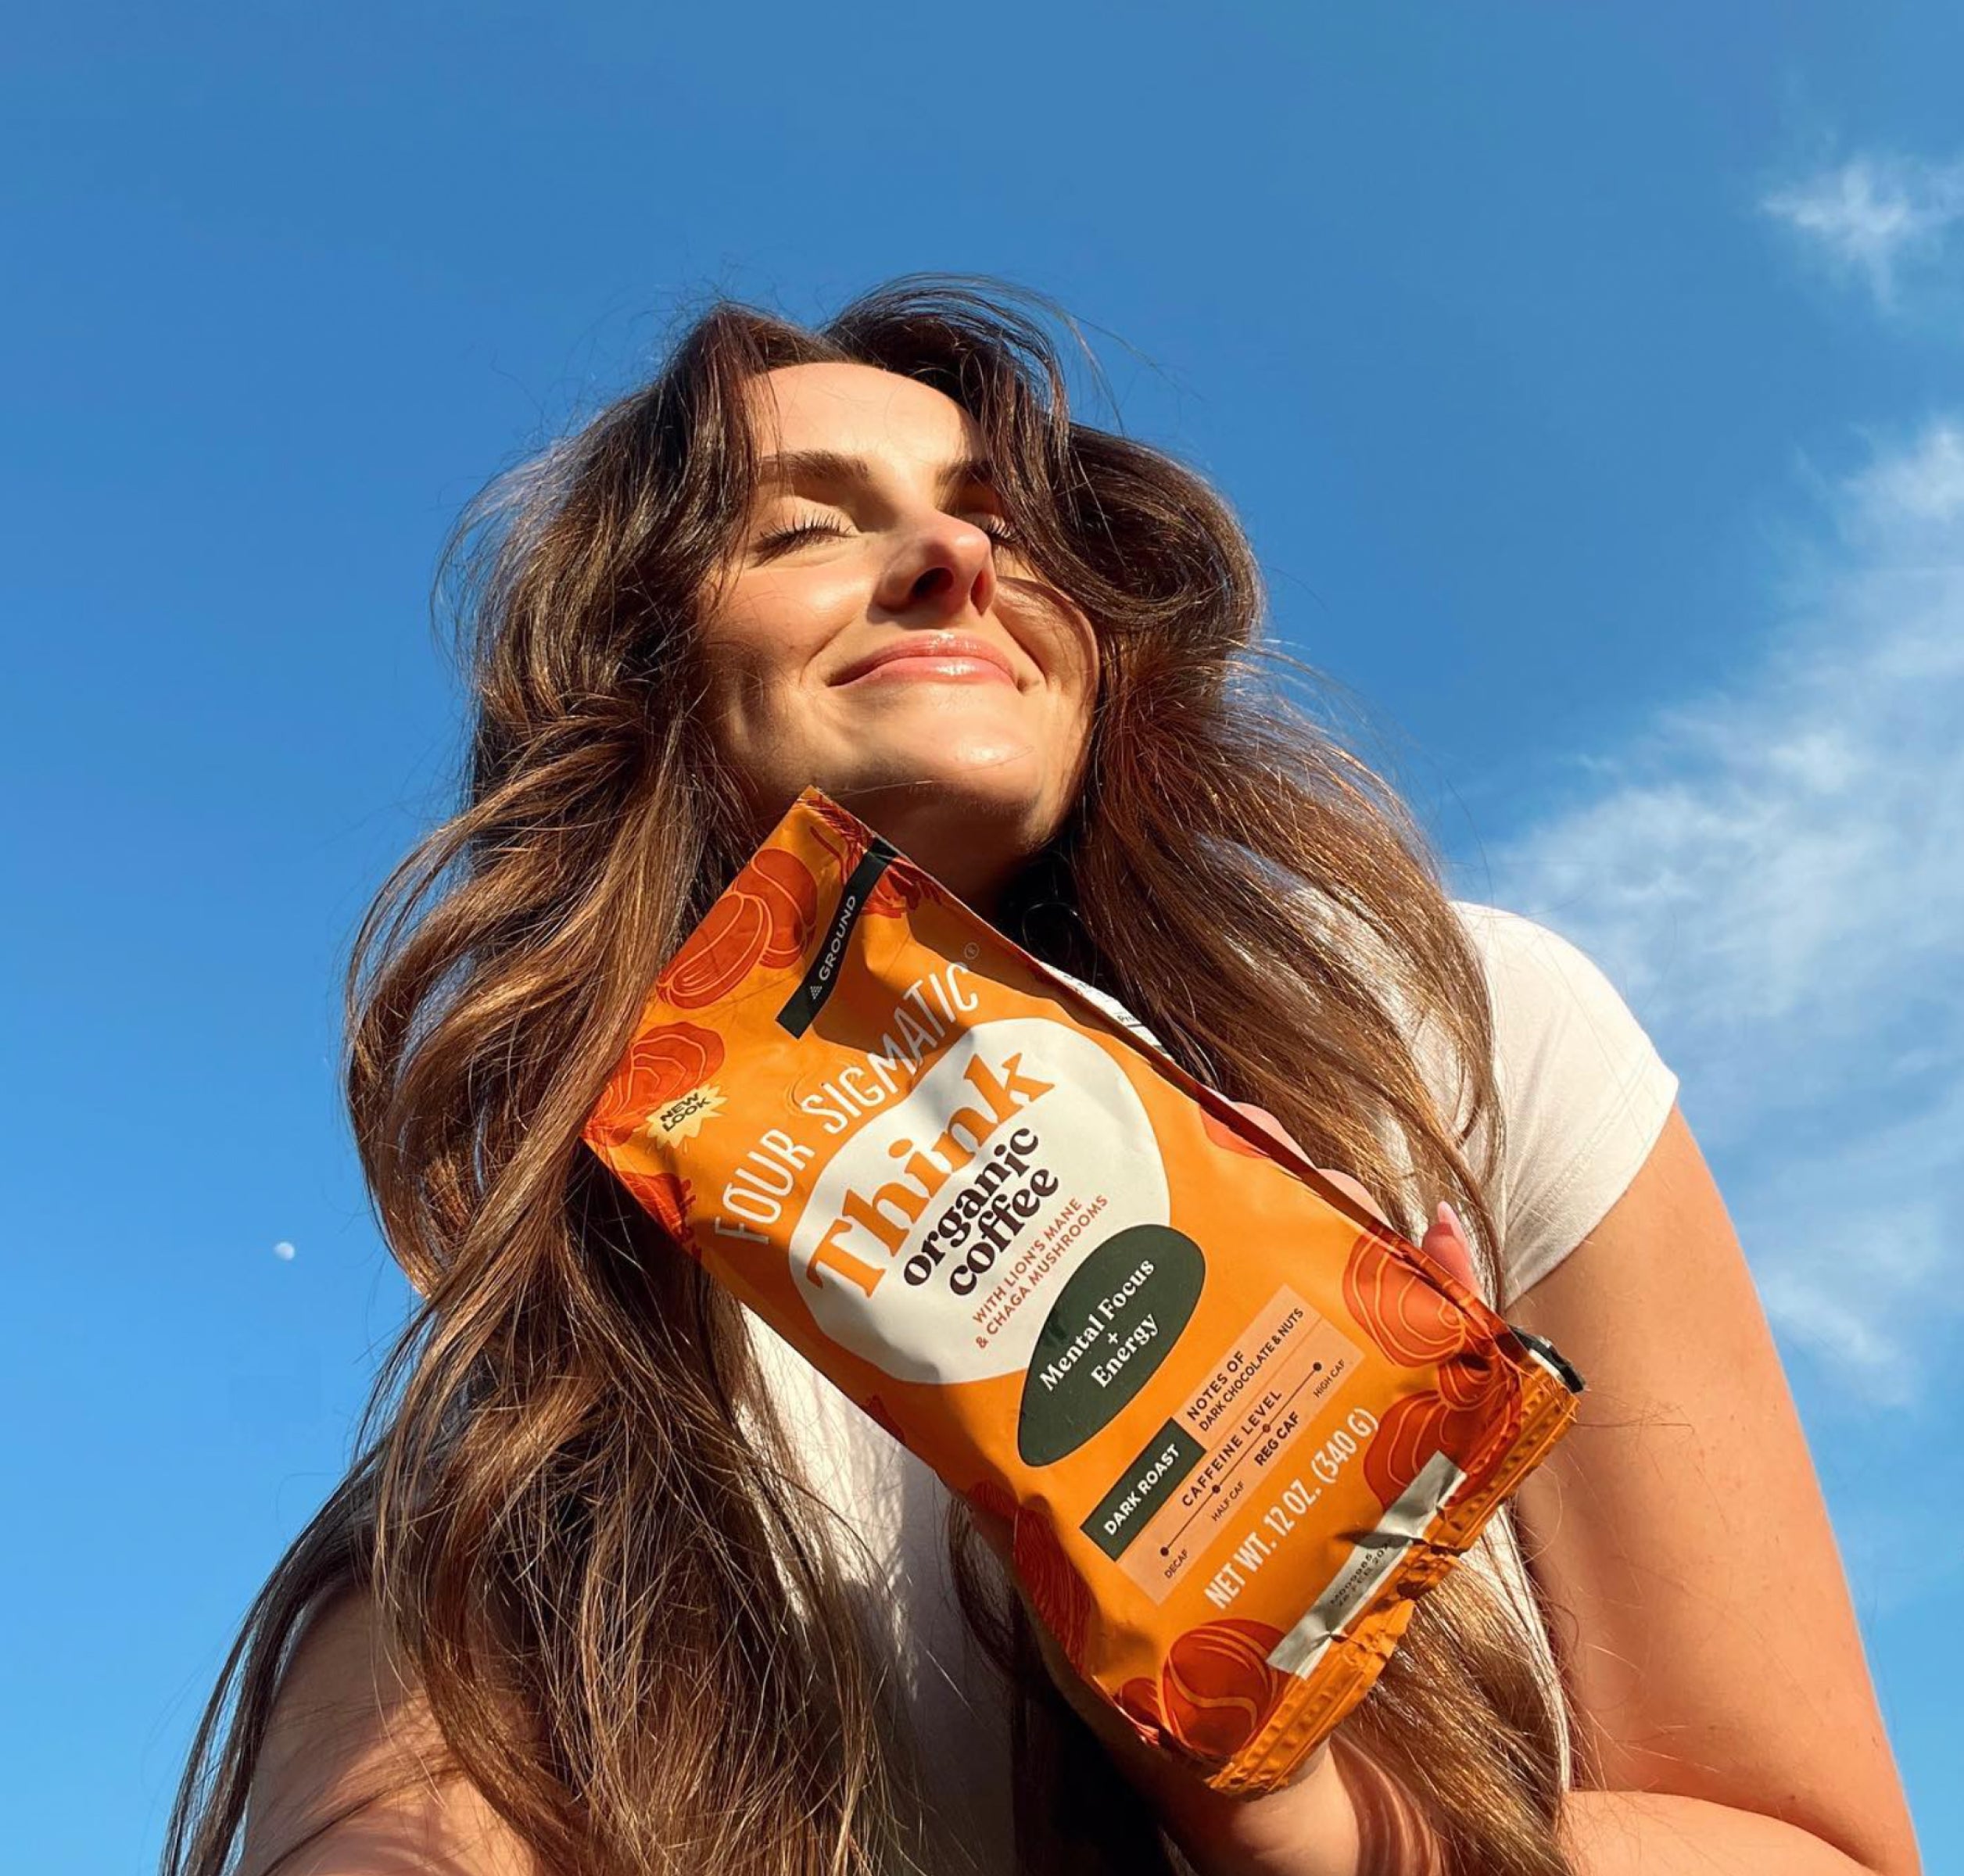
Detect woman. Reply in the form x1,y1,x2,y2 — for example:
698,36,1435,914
163,277,1919,1876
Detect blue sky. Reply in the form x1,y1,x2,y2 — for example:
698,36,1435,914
5,6,1958,1869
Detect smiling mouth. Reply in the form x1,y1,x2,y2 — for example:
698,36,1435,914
832,632,1020,687
837,654,1017,688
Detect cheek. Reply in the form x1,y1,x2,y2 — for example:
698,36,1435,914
698,578,837,714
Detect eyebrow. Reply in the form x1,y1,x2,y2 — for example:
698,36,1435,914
754,448,996,504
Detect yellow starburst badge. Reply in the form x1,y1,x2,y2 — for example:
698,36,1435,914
636,1083,726,1146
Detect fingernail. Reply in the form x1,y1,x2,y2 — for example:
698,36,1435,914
1436,1199,1466,1237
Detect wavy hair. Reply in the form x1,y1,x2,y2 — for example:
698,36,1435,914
161,275,1579,1876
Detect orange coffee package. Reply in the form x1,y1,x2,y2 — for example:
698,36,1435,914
582,786,1584,1795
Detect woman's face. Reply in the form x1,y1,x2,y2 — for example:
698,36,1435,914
694,362,1098,914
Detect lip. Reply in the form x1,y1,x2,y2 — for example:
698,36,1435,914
832,632,1020,688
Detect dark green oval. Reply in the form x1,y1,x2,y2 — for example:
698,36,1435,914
1016,1224,1205,1466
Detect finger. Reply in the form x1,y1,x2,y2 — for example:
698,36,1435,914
1229,1098,1302,1158
1314,1164,1392,1229
1421,1198,1478,1292
1225,1104,1397,1230
1231,1097,1469,1299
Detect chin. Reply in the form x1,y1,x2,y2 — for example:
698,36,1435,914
815,760,1062,891
837,772,1041,829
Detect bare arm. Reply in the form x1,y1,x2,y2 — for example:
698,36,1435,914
1073,1106,1923,1876
1511,1106,1922,1876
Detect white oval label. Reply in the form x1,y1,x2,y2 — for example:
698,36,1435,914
787,1018,1170,1384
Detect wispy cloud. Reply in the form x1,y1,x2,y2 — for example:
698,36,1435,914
1493,419,1964,1412
1762,152,1964,315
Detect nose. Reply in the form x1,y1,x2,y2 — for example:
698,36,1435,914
874,512,999,622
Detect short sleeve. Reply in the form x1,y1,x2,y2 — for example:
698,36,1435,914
1453,904,1680,1310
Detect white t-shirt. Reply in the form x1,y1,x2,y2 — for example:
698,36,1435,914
744,902,1679,1873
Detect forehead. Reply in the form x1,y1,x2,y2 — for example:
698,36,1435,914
742,362,983,467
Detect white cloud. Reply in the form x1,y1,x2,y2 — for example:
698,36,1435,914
1493,419,1964,1412
1762,152,1964,314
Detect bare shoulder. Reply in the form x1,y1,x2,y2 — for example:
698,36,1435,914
239,1583,540,1876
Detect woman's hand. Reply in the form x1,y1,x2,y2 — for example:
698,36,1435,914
970,1101,1472,1876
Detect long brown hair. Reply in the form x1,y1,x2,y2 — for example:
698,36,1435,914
161,275,1577,1876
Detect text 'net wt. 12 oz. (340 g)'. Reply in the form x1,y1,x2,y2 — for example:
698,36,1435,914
582,786,1585,1795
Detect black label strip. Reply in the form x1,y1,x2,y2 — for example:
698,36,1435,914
1081,1420,1205,1562
776,838,900,1037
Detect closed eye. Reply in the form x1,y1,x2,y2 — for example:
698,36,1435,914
753,513,1022,560
754,515,853,557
